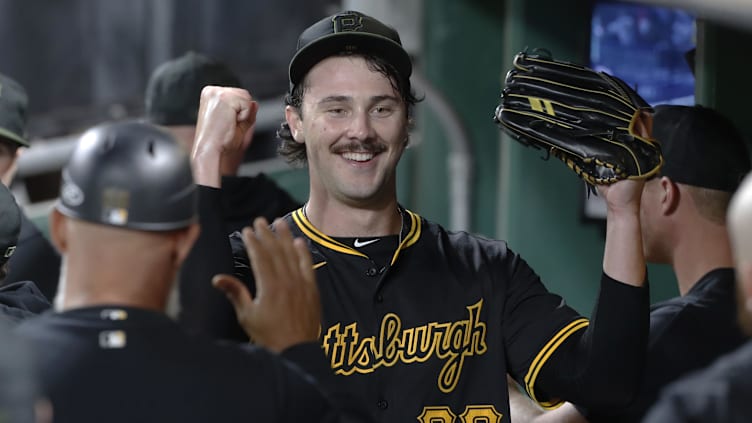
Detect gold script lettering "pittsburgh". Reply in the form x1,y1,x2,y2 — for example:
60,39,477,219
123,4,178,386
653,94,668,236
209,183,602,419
322,300,488,393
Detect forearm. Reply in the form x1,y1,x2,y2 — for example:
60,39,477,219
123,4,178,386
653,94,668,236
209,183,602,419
509,384,588,423
603,207,645,287
508,374,545,423
192,148,222,188
533,403,589,423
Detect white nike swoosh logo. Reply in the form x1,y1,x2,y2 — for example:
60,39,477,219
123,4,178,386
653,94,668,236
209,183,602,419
353,238,380,248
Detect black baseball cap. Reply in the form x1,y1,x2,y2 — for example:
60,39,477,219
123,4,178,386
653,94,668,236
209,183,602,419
0,182,21,265
288,10,412,90
654,105,751,192
0,73,29,147
145,51,242,126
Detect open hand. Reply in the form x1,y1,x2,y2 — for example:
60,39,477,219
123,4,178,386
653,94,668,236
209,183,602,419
212,218,320,353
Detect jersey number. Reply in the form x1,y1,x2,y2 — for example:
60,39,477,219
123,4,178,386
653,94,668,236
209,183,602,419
418,405,502,423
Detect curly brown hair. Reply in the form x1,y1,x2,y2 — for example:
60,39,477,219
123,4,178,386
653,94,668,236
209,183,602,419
277,52,420,167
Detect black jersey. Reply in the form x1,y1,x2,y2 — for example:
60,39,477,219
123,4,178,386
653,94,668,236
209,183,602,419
581,268,747,422
643,340,752,423
0,280,51,324
4,213,61,301
15,306,345,423
225,206,650,422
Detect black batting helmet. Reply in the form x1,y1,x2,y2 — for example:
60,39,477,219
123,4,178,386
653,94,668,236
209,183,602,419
56,121,197,231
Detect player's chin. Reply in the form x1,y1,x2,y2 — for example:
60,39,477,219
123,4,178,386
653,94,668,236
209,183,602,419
338,180,386,203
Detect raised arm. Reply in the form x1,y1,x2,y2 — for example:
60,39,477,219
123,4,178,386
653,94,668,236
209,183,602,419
178,86,259,340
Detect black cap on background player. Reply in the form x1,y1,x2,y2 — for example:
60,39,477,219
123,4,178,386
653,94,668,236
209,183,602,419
57,120,197,231
145,51,242,126
653,105,751,193
0,73,30,147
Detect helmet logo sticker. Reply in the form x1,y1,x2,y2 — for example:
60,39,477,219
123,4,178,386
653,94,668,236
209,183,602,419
61,180,84,207
102,188,130,226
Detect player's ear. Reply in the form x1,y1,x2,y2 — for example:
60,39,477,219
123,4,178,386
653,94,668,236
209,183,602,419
173,223,200,266
48,208,68,254
659,176,680,216
636,110,654,139
285,106,304,144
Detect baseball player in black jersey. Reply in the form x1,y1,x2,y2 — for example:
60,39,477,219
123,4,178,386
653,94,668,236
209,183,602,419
643,171,752,422
512,106,751,423
14,121,361,423
0,181,51,323
0,72,61,302
188,10,651,422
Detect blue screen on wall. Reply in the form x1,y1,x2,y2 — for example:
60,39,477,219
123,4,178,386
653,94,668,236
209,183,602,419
591,1,696,106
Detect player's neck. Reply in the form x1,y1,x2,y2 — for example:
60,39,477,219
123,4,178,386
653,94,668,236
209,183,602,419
303,197,402,237
671,223,734,296
55,255,174,312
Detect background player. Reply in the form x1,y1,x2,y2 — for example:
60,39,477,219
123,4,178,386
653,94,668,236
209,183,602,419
0,73,60,301
642,170,752,422
145,51,300,233
509,104,751,423
0,181,50,323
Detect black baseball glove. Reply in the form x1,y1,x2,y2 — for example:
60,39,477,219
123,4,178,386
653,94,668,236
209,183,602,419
494,50,663,186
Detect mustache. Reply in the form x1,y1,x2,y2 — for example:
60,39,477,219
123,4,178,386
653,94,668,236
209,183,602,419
331,142,387,154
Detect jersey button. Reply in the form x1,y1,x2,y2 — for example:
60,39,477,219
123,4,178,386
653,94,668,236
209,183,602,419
365,267,378,277
376,399,388,409
375,294,384,303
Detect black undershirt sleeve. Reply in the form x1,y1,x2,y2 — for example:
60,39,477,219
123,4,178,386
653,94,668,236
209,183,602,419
534,273,650,409
179,179,300,342
178,185,246,341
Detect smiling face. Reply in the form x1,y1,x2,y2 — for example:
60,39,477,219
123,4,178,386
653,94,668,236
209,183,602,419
285,55,409,209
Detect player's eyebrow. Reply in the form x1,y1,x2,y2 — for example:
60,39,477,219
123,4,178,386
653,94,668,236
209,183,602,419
317,94,401,105
371,95,400,104
318,95,350,105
